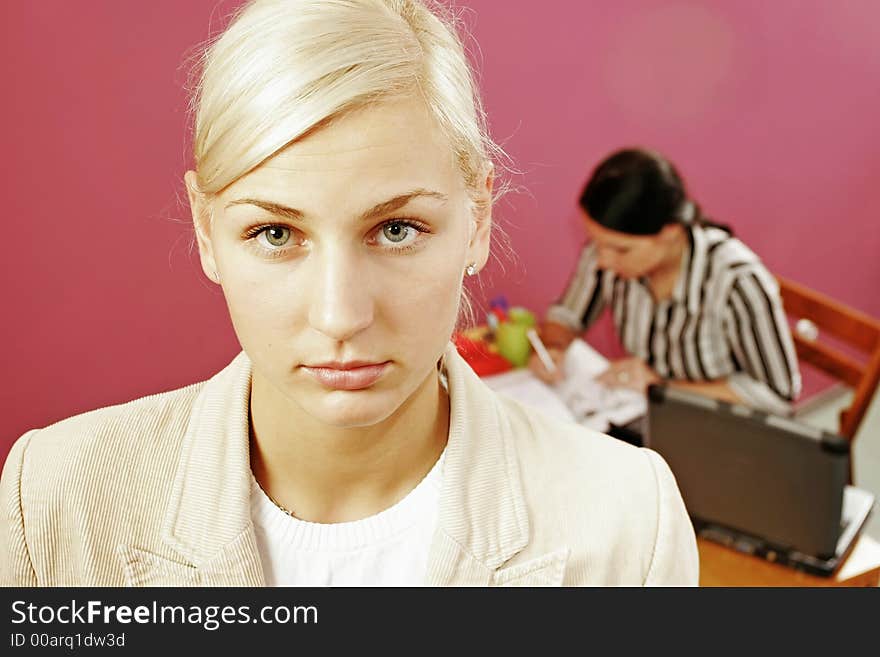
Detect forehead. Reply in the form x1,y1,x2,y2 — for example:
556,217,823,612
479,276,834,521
219,96,464,208
583,215,653,247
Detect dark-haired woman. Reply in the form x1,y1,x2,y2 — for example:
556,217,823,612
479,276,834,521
531,148,801,417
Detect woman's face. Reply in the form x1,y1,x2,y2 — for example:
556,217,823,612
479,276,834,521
189,97,491,428
583,215,679,279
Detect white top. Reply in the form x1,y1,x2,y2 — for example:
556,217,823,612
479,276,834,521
251,450,445,586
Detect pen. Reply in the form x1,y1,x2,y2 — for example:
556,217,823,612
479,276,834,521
526,328,557,374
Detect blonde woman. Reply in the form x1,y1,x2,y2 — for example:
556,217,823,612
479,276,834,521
1,0,698,586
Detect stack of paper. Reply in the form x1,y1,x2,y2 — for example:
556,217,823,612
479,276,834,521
482,339,646,432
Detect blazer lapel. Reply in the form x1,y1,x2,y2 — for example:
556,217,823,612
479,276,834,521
118,529,265,587
426,345,569,586
491,548,570,587
119,353,265,586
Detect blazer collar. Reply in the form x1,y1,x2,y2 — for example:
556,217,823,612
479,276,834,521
150,345,541,586
158,352,264,584
426,343,530,584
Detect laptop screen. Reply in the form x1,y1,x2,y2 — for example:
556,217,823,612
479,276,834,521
646,385,849,560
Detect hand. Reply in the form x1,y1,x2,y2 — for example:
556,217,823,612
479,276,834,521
540,321,577,351
596,357,660,393
528,347,565,384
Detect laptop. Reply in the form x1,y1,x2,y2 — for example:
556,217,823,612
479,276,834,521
645,384,876,577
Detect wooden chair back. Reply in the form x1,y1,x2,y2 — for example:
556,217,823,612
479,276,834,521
777,275,880,442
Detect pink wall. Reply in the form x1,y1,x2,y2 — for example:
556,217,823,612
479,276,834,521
3,1,879,462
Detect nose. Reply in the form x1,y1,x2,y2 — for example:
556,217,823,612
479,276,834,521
307,247,375,342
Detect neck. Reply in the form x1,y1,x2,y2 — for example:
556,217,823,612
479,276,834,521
249,365,449,524
647,228,689,301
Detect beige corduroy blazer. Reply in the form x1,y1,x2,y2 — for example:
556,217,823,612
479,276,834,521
1,344,698,586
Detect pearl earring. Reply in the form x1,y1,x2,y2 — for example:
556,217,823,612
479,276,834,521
465,263,477,276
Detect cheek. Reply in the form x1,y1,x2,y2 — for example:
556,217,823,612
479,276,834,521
377,217,470,335
213,247,303,348
646,248,666,271
222,280,297,358
378,252,464,345
620,245,651,272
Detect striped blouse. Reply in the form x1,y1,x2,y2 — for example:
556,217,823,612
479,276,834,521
546,225,802,414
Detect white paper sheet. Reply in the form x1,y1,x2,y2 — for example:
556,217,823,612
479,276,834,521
482,368,577,424
482,339,647,432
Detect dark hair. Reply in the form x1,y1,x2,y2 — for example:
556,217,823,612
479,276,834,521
579,148,730,235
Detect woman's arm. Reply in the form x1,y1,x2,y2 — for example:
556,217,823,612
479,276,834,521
543,244,606,339
723,268,801,404
667,378,743,404
531,245,608,383
596,357,745,406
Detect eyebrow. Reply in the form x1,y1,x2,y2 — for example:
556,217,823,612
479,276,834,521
224,189,449,222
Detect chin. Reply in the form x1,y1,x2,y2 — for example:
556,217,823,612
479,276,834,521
306,389,402,428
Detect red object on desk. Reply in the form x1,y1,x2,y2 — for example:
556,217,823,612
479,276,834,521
452,333,512,376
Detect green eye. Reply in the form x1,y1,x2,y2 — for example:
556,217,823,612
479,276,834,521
382,222,409,243
264,226,290,247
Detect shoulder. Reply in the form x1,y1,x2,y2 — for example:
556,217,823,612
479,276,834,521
494,396,695,584
498,395,642,467
427,347,697,583
496,396,699,584
702,228,760,269
724,254,781,306
3,381,205,497
497,396,666,504
700,230,776,306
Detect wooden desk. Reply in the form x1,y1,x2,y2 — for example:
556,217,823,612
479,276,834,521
698,534,880,587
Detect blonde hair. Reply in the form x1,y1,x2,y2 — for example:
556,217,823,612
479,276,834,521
189,0,502,205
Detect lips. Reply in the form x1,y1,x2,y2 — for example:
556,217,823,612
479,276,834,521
301,361,390,391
